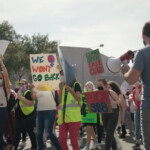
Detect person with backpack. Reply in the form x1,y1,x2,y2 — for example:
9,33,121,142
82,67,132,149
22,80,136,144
11,79,37,150
0,54,11,150
57,70,82,150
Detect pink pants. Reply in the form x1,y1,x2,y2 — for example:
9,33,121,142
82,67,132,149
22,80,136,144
59,121,81,150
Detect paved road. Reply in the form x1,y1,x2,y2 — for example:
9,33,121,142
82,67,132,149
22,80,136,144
21,126,144,150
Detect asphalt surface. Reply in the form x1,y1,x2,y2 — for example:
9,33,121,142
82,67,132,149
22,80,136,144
20,126,144,150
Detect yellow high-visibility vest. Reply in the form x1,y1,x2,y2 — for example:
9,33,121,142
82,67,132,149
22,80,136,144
19,90,35,115
57,82,82,125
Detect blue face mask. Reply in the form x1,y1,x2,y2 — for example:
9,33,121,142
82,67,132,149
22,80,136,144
0,79,3,85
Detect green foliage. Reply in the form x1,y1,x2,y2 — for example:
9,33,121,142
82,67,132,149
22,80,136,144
0,21,58,81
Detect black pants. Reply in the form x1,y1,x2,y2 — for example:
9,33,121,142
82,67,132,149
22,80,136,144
102,108,119,150
96,114,104,143
0,108,8,150
13,112,37,150
21,128,27,142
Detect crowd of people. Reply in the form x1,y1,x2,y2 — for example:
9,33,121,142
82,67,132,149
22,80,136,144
0,21,150,150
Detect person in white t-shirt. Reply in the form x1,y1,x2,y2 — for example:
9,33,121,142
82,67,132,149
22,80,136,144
33,89,62,150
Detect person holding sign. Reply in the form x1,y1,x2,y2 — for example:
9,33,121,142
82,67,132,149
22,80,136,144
0,54,11,150
82,81,99,150
57,70,82,150
32,87,62,150
96,76,120,150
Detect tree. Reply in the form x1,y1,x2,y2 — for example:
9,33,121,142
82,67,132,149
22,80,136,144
0,21,58,82
0,21,17,41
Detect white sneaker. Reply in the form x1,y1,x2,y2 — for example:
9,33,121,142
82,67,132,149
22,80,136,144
85,145,90,150
91,142,100,149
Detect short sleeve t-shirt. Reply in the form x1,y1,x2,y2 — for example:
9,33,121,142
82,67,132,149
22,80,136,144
132,45,150,109
36,91,56,111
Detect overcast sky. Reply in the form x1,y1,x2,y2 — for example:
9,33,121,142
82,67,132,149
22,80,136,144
0,0,150,57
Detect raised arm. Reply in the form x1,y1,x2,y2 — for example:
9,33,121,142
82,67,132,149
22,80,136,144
0,54,10,95
96,74,100,84
59,82,65,104
65,85,81,102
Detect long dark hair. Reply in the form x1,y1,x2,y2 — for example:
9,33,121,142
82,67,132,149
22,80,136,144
98,79,107,88
108,81,122,95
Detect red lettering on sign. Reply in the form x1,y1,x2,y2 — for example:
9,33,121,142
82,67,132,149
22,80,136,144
32,65,51,73
83,90,110,104
83,90,113,113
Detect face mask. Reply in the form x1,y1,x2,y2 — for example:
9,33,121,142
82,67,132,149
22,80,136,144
0,79,3,85
87,87,93,92
59,75,66,83
19,85,26,92
98,86,104,90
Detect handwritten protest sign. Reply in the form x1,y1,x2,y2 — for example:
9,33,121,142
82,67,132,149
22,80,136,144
86,49,104,75
30,54,60,91
0,40,10,55
81,95,97,123
83,90,113,113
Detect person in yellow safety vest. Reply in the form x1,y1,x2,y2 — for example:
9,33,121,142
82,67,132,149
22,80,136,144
57,70,82,150
11,79,37,150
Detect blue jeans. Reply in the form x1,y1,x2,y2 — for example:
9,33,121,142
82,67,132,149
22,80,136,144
0,108,8,150
134,108,141,140
36,110,62,150
141,109,150,150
